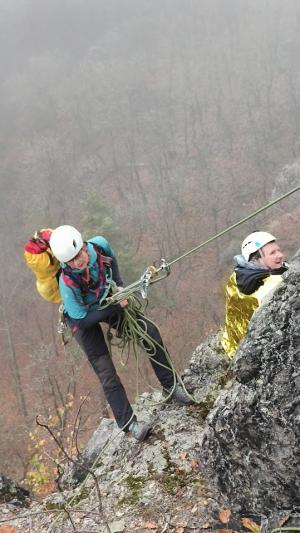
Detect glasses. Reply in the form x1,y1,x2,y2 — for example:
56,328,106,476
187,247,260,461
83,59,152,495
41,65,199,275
67,248,85,265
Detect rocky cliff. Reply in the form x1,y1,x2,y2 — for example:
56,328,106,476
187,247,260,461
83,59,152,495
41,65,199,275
199,249,300,519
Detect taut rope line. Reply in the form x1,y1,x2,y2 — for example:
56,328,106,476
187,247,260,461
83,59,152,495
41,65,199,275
164,183,300,269
104,184,300,305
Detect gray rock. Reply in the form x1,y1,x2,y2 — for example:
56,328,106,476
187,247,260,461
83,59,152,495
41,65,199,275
108,519,125,532
260,512,300,533
58,418,118,489
0,474,30,505
183,334,229,404
199,253,300,514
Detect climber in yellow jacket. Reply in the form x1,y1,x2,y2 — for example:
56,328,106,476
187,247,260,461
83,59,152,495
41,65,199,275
221,231,288,358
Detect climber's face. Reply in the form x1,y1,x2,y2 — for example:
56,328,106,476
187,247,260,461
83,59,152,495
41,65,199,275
257,241,284,270
67,246,89,270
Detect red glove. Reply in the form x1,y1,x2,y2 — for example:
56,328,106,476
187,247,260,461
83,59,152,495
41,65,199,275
24,229,53,254
39,229,52,243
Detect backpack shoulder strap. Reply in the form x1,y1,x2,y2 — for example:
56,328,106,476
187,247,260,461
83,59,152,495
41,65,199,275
88,240,112,267
61,269,79,288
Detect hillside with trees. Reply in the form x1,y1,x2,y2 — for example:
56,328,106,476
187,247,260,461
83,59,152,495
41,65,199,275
0,0,300,485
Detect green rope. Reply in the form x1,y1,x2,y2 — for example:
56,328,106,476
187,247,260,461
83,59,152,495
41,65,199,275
271,527,300,533
103,184,300,306
167,183,300,268
106,294,195,404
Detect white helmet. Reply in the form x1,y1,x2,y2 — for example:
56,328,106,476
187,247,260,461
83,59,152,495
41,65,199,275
241,231,276,261
50,225,84,263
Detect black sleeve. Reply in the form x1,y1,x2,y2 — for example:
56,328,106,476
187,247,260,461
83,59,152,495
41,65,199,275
111,255,124,287
235,268,269,295
71,305,122,330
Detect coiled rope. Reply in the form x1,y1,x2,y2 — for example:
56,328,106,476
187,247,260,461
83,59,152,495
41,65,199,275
106,291,190,404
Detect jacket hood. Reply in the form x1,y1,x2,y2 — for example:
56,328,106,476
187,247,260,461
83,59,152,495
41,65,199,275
234,255,288,295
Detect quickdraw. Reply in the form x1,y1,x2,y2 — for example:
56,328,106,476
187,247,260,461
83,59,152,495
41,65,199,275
57,304,73,346
101,258,171,308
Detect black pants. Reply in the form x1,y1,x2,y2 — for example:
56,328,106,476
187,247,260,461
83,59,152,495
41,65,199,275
74,311,175,429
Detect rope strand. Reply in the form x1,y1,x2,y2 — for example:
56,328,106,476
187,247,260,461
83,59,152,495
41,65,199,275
104,184,300,305
167,184,300,268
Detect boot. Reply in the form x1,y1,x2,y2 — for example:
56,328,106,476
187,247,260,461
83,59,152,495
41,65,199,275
128,420,152,441
164,383,194,406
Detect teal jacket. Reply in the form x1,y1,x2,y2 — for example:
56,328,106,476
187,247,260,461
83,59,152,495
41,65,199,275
59,236,123,326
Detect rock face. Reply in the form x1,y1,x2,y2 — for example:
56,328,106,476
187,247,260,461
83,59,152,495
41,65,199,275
0,474,30,505
59,418,118,489
183,334,229,404
200,251,300,513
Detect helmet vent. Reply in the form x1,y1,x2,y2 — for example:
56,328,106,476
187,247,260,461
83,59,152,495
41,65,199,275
72,239,76,248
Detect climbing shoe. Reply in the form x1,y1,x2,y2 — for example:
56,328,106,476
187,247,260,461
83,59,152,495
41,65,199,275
164,383,194,406
128,421,152,441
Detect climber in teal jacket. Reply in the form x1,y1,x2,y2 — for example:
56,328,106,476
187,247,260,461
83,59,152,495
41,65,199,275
50,225,193,441
58,235,122,322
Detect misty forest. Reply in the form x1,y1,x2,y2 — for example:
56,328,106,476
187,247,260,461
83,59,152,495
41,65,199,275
1,0,300,520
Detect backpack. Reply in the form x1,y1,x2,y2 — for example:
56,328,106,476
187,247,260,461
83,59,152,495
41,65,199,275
24,232,112,306
24,229,61,304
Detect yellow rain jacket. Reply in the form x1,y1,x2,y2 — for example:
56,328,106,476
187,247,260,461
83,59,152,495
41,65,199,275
24,229,61,304
221,260,287,358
